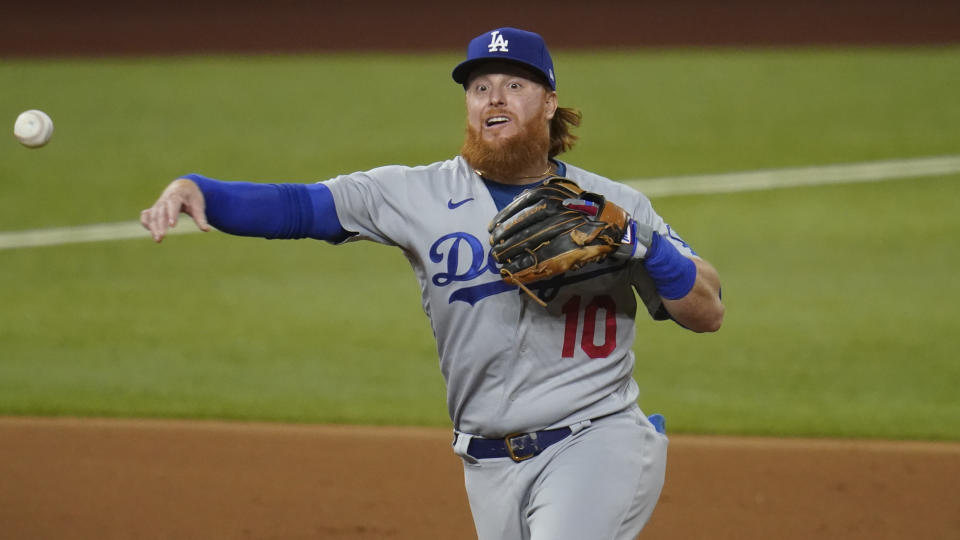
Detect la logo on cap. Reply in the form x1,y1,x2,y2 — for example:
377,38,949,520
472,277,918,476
452,27,556,90
487,30,509,52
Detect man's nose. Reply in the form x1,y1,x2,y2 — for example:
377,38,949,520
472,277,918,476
488,88,505,106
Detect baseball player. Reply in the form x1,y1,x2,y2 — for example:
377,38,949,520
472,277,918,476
141,27,724,540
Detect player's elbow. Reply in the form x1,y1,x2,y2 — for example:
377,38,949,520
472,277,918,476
693,304,724,333
663,290,724,333
674,301,724,333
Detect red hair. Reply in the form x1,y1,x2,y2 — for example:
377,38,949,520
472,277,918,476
549,106,581,158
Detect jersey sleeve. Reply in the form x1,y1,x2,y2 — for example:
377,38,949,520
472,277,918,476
322,167,406,247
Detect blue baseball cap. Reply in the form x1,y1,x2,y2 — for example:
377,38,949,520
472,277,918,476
452,27,556,90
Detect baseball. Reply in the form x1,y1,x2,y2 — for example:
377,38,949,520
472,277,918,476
14,109,55,148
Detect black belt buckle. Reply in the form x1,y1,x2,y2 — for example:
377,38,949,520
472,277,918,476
505,432,542,462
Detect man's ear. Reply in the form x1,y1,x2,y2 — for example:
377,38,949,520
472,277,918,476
544,91,558,120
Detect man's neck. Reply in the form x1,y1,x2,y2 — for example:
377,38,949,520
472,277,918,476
476,159,555,185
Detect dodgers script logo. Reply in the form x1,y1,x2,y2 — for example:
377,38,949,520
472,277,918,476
428,231,626,306
429,232,507,305
487,31,509,52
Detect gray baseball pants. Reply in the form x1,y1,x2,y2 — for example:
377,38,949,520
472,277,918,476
455,406,668,540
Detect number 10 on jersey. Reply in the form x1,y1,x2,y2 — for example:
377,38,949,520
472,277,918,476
561,295,617,359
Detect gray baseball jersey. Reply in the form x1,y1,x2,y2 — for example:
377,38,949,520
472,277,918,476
325,155,695,438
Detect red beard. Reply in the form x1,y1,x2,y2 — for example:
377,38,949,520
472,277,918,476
460,112,550,182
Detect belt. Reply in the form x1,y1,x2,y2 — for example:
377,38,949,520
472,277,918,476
456,411,639,463
467,427,573,463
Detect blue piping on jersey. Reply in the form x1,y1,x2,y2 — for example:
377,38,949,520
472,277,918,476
448,260,629,305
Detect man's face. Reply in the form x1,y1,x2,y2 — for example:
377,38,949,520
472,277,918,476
464,62,558,146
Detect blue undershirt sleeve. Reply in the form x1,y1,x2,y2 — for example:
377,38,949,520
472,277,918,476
184,174,350,242
643,232,698,300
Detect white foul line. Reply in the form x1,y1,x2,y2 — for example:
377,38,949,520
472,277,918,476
0,220,204,250
2,155,959,251
622,155,960,197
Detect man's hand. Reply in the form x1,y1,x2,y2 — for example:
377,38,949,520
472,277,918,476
140,178,211,243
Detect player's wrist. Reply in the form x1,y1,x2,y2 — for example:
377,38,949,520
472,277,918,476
643,233,697,300
613,219,654,260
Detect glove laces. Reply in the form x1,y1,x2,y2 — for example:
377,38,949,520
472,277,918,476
499,268,548,307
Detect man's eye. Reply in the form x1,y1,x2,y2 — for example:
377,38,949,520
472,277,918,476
509,83,521,89
475,85,488,92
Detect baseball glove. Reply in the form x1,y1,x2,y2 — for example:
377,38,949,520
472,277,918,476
488,177,631,305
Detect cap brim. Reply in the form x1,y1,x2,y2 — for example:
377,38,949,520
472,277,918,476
452,58,554,89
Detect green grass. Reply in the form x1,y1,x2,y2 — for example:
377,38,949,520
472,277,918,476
3,47,959,228
0,237,448,425
561,47,960,177
2,47,959,439
640,175,960,439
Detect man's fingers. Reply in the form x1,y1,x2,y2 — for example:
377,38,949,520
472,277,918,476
186,209,211,232
164,197,181,227
185,196,211,232
142,178,206,243
154,204,171,242
139,209,157,241
148,195,180,242
192,212,211,232
140,207,166,242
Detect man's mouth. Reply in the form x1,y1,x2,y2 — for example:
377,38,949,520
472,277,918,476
485,116,511,127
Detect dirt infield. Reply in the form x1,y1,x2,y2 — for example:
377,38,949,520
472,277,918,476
2,417,959,540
